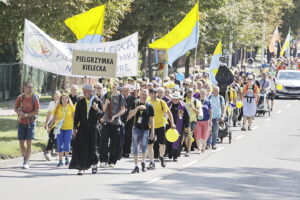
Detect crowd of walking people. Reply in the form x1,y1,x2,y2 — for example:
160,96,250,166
14,66,280,175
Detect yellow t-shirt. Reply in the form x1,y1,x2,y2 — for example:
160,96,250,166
146,96,151,102
53,104,75,130
226,87,237,103
85,98,90,114
185,97,200,122
149,99,169,129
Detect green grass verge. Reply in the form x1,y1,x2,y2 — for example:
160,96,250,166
0,103,9,109
0,109,48,160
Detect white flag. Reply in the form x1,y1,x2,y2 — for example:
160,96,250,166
23,19,138,77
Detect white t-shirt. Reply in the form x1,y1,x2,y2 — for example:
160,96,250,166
269,78,276,91
47,101,56,121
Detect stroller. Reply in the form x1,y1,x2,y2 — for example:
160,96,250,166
256,93,271,117
218,118,232,144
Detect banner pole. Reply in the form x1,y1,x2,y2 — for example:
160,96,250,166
194,46,198,73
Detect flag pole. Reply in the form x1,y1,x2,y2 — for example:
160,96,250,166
194,46,198,73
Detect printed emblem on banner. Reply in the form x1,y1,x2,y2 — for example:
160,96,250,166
25,32,53,59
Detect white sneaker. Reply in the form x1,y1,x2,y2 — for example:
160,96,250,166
44,153,51,161
100,162,108,168
22,161,30,169
109,164,115,168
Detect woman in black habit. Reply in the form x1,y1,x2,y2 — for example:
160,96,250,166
69,84,103,175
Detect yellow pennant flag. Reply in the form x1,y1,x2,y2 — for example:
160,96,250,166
148,3,199,66
65,5,105,43
280,28,291,56
209,40,222,85
149,3,199,50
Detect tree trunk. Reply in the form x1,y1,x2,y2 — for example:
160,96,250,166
148,48,153,79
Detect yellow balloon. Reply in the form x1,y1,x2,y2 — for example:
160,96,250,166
276,84,283,90
166,128,179,142
236,101,243,109
191,137,195,143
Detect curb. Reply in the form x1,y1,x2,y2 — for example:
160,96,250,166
0,152,45,168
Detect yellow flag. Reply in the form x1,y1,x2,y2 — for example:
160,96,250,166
65,5,105,43
214,40,222,55
148,3,199,50
209,40,222,85
280,28,291,56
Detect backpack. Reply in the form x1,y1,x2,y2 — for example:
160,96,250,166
19,93,39,119
17,93,39,127
243,84,258,94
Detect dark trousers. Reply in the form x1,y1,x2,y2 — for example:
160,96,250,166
95,124,102,160
238,107,243,121
123,121,133,156
100,123,121,165
46,128,56,152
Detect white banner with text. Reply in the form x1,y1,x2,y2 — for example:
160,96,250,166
23,19,138,77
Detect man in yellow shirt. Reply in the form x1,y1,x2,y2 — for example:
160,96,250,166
147,88,175,170
225,84,238,127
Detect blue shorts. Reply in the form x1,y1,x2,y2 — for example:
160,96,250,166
18,123,35,140
131,127,149,155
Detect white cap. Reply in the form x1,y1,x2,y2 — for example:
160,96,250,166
247,75,254,80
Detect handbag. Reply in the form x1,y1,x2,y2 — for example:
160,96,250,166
197,108,204,120
195,99,203,120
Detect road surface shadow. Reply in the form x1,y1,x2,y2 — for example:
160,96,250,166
109,166,300,200
276,97,300,100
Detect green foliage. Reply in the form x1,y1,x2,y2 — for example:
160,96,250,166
281,0,300,37
0,0,133,46
200,0,293,55
0,109,48,159
0,0,295,70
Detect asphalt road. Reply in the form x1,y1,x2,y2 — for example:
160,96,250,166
1,98,300,200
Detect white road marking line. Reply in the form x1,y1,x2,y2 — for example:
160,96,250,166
146,177,162,184
286,104,291,108
235,135,244,140
277,110,282,114
183,160,198,168
265,118,271,122
294,100,298,102
212,146,224,152
252,126,259,130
